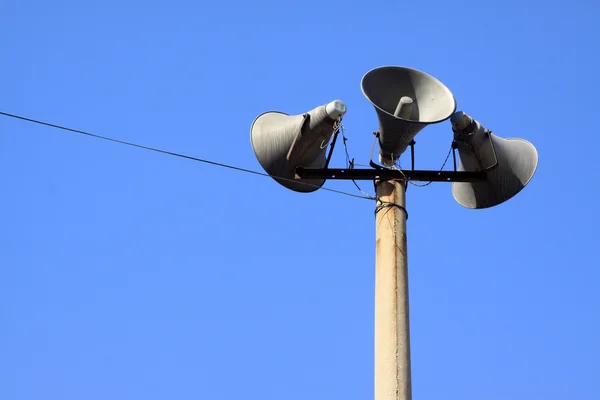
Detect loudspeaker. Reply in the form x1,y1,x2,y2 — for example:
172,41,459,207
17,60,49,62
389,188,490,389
250,100,347,192
451,111,539,209
361,66,457,164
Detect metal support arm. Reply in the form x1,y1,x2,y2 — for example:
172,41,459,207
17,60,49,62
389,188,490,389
296,167,486,182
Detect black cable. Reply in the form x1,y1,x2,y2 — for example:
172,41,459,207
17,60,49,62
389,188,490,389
398,145,454,188
374,199,408,220
339,124,375,199
0,111,371,200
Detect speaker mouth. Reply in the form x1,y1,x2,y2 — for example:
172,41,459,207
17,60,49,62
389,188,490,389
249,110,288,165
452,137,539,209
361,66,457,124
250,110,326,193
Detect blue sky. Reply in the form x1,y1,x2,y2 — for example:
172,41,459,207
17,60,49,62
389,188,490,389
1,0,599,399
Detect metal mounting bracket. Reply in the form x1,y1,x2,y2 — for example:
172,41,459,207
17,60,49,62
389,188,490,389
295,167,486,182
296,130,486,182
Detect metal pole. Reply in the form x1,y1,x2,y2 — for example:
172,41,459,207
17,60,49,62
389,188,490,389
374,177,412,400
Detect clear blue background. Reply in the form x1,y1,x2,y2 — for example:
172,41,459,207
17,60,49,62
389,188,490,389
2,0,599,399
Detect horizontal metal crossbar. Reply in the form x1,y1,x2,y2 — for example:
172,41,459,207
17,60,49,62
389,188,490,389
295,167,486,182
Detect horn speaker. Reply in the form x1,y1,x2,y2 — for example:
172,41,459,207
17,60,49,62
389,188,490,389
250,100,347,192
361,66,457,164
451,111,539,209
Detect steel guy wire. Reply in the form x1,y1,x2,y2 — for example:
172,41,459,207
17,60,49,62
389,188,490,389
0,111,372,200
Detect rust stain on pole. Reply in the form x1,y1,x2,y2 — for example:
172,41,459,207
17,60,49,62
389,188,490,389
375,178,412,400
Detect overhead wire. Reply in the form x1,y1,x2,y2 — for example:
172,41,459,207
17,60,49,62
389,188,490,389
0,111,372,200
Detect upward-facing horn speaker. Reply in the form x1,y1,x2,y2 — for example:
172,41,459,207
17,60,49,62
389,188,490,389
251,100,347,192
361,66,457,164
451,111,539,209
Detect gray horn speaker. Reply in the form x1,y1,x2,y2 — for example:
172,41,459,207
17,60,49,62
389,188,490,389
451,111,539,209
361,66,457,164
250,100,347,192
